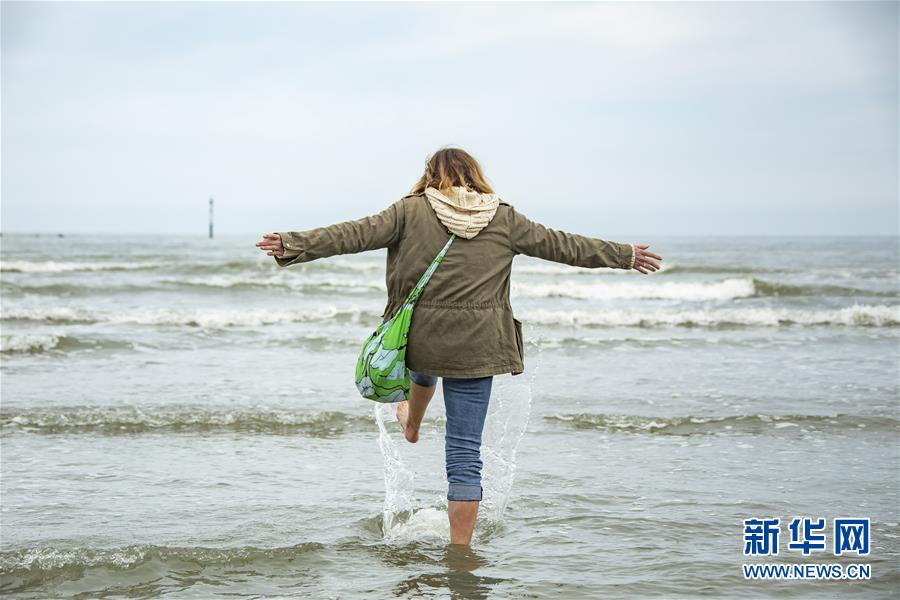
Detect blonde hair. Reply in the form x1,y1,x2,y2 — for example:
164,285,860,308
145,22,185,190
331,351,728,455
410,147,495,195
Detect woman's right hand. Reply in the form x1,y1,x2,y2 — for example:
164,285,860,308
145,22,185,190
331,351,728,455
256,233,285,258
632,244,662,274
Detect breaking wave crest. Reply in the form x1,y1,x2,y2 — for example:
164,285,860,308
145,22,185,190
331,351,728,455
157,275,384,293
513,278,896,301
0,260,165,273
1,407,377,436
7,274,895,301
0,334,132,354
1,306,382,327
514,278,757,301
0,258,384,275
521,304,899,328
0,542,325,579
544,413,899,435
4,304,896,330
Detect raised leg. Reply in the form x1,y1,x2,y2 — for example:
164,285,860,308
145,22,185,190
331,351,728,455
396,371,438,443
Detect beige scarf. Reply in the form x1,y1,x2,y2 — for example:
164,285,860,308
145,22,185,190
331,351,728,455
424,185,501,239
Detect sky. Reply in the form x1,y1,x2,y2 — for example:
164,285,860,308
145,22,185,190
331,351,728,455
1,1,897,236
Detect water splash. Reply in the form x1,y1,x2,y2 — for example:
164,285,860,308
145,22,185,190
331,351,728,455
373,328,541,542
374,402,418,538
478,369,535,522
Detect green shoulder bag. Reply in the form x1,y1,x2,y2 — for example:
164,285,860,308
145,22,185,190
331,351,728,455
355,234,456,402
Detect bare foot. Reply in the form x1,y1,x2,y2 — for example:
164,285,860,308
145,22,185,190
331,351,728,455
395,401,420,444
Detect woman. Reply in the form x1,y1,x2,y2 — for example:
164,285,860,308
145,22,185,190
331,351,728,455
255,147,662,545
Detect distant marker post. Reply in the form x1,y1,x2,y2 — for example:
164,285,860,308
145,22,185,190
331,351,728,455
209,197,214,239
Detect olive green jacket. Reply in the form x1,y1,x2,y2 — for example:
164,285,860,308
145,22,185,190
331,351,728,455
274,193,635,378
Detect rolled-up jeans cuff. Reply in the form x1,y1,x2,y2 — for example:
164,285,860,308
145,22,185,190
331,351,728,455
408,369,438,388
448,483,482,502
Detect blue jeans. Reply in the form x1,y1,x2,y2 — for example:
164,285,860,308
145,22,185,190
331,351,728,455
408,368,493,502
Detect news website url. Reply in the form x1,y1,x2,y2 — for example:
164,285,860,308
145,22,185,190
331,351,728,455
743,563,871,580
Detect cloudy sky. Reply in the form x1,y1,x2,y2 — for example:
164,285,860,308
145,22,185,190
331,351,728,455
2,1,897,236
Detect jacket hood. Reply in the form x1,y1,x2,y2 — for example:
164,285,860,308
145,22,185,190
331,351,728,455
424,185,501,239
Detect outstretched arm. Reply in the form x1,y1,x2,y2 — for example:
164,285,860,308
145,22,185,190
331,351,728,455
508,205,661,273
257,199,405,268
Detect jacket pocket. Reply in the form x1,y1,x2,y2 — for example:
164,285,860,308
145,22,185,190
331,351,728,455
513,317,524,364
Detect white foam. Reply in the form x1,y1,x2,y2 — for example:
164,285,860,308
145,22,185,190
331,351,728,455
2,305,376,328
5,303,896,330
1,306,91,323
512,277,756,301
1,260,163,273
521,304,900,328
0,334,60,353
160,274,385,292
106,307,366,328
383,507,451,542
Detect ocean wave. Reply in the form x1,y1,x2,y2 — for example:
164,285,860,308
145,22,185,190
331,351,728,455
158,275,385,293
513,262,795,276
1,306,382,328
655,264,794,275
0,542,325,579
5,275,892,302
0,334,132,354
751,279,897,298
531,335,734,349
0,307,97,324
110,306,380,328
0,257,385,276
3,304,896,329
0,334,62,353
544,413,899,435
0,407,377,436
521,304,900,328
513,278,757,301
1,282,106,296
183,258,384,274
0,260,165,273
660,264,900,280
515,262,900,285
512,278,896,301
2,277,385,296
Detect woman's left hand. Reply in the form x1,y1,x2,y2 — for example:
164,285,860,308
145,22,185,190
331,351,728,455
256,233,284,258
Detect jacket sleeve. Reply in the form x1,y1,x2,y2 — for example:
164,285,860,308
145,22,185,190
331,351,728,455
272,199,405,268
508,205,635,269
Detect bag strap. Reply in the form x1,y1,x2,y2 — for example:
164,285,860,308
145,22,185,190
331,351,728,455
401,233,456,307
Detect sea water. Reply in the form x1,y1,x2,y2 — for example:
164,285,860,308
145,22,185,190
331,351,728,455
1,233,898,598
